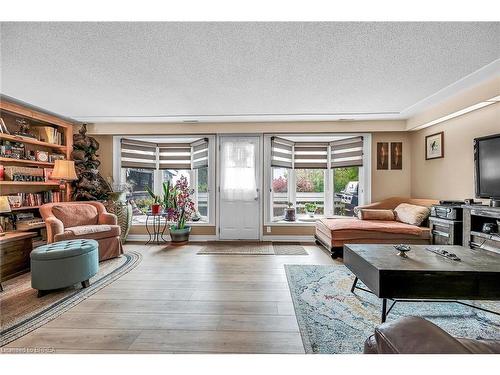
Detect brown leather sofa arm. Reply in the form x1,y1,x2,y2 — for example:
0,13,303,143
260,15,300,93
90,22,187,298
99,212,118,225
365,316,472,354
45,216,65,243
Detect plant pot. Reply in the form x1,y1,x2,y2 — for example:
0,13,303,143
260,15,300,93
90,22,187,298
169,226,191,245
151,204,161,215
284,208,296,222
103,191,132,244
307,211,315,218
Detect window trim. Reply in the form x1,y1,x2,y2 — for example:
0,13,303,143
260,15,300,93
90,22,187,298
113,135,216,226
263,133,371,225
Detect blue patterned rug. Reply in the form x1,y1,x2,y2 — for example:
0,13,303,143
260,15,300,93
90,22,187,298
285,264,500,354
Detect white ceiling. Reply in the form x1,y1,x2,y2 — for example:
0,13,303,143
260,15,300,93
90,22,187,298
1,22,499,123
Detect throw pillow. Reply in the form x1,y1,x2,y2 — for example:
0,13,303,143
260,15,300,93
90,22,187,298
357,209,395,221
394,203,430,226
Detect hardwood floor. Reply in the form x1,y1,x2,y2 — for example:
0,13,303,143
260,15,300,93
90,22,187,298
5,242,338,354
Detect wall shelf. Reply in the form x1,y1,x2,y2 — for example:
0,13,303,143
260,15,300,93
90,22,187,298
0,156,54,168
0,133,67,151
0,181,60,187
11,205,42,211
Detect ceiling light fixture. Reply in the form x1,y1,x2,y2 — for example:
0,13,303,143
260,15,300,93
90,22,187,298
411,95,499,131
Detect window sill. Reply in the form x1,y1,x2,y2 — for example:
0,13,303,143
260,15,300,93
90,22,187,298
266,214,353,226
131,216,213,226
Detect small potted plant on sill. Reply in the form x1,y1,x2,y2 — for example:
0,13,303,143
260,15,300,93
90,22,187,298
145,186,163,215
305,202,317,218
284,202,296,222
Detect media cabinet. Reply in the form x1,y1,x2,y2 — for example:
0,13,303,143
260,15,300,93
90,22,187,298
463,205,500,254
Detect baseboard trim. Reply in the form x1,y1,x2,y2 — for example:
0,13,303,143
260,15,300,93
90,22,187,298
126,234,218,242
126,234,315,243
262,235,315,242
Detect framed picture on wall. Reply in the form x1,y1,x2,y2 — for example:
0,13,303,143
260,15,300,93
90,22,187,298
425,131,444,160
376,142,389,170
390,142,403,170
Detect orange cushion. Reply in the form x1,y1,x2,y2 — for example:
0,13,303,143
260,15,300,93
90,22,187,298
52,204,99,227
318,218,428,237
357,209,395,221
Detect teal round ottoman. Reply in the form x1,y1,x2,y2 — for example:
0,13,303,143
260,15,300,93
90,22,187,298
31,239,99,297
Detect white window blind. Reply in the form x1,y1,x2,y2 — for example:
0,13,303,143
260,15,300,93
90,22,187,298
121,138,209,170
271,137,329,169
158,143,192,170
330,136,364,168
271,137,294,169
293,143,329,169
191,138,209,169
120,139,157,169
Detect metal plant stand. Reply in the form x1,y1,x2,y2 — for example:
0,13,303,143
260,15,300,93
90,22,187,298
145,212,168,245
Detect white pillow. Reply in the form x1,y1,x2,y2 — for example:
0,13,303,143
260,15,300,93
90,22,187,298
394,203,430,226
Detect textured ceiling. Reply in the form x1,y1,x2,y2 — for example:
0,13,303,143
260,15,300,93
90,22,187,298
1,22,499,122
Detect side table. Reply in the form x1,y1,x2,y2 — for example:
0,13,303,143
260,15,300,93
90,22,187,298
145,212,168,245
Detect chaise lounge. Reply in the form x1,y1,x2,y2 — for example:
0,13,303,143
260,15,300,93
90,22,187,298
315,197,438,257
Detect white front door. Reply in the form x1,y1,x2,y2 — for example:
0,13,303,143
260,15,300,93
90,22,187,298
219,136,260,240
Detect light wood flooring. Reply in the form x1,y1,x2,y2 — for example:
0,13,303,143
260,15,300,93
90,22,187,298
5,242,338,354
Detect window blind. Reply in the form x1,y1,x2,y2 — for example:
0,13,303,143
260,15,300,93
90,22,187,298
330,136,364,168
271,137,294,169
293,143,329,169
191,138,209,169
120,139,157,169
158,143,192,170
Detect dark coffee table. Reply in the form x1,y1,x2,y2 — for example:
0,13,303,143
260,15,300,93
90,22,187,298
343,244,500,322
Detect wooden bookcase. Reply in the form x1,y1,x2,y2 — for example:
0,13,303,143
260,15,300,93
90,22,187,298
0,99,74,248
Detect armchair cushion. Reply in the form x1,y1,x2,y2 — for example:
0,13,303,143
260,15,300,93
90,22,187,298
52,204,99,227
55,224,120,241
67,225,113,236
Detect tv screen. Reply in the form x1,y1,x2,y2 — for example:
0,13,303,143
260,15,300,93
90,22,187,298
475,134,500,199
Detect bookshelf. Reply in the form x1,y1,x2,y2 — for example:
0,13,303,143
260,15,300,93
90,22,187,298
0,98,74,251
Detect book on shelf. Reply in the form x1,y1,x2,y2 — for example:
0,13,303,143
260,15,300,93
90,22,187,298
36,126,64,145
8,190,63,208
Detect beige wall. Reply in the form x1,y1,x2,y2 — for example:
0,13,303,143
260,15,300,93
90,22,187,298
410,102,499,200
92,135,114,181
87,120,406,135
371,132,412,202
90,129,412,205
89,100,498,235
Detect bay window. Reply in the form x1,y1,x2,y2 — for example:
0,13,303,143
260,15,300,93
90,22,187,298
267,135,367,223
117,136,215,225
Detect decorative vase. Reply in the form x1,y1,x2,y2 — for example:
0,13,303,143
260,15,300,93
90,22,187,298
169,226,191,245
151,204,161,215
104,191,132,244
284,208,296,221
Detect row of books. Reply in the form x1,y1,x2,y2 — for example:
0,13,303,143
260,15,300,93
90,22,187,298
37,126,64,145
12,190,63,207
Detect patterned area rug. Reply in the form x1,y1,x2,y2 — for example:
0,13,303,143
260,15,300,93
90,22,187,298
0,250,142,347
197,242,308,255
285,264,500,354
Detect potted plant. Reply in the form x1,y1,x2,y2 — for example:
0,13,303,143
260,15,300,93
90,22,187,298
284,202,296,222
165,176,196,245
305,202,317,218
145,185,162,215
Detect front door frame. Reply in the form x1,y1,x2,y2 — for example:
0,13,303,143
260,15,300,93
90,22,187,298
216,134,263,240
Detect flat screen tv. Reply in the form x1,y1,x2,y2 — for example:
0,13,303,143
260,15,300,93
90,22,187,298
474,133,500,206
